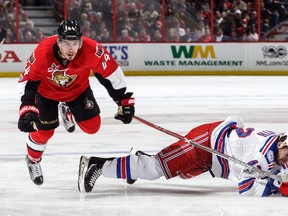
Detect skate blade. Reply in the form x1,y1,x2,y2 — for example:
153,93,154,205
78,156,89,192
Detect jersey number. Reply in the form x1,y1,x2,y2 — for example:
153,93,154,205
236,128,254,137
102,54,110,70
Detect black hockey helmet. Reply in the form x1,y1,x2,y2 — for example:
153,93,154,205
57,20,82,41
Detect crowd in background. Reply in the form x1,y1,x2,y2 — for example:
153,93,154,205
1,0,288,43
0,0,63,43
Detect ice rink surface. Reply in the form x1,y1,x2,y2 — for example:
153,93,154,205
1,76,288,216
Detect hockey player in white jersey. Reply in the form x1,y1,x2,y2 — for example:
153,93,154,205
78,116,288,197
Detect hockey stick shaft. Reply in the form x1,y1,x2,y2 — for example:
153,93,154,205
133,115,286,183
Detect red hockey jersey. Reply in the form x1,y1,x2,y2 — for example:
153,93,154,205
18,35,125,102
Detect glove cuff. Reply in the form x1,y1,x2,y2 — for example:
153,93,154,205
279,182,288,196
120,97,135,106
19,105,39,117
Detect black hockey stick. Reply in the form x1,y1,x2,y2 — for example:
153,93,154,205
0,28,7,46
133,115,288,183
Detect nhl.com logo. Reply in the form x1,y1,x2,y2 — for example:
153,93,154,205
262,45,287,58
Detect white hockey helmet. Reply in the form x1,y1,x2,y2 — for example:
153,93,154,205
278,132,288,148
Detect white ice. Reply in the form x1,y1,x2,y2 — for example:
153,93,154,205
1,76,288,216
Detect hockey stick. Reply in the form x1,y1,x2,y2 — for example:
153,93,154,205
133,115,288,183
0,28,7,46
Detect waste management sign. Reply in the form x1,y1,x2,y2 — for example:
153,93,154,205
0,43,287,76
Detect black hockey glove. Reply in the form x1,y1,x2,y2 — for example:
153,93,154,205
18,105,40,132
115,92,135,124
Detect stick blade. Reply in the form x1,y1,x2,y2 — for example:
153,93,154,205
0,28,7,45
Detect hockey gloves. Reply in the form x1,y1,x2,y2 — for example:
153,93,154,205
18,105,40,132
115,92,135,124
272,171,288,196
279,182,288,196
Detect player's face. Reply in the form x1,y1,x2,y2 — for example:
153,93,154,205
276,143,288,166
58,40,81,60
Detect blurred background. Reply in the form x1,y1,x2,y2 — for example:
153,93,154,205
1,0,288,43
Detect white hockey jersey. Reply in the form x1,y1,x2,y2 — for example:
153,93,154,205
211,116,285,196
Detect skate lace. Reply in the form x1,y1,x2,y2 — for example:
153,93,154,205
88,166,102,187
29,163,42,178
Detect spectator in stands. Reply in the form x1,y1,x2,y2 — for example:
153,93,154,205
193,10,206,40
134,0,144,11
137,12,152,33
18,9,29,29
23,30,36,42
82,1,93,15
234,9,243,28
81,20,91,37
218,0,232,12
233,0,247,11
143,3,159,26
128,2,142,20
117,28,133,42
198,26,212,42
248,0,258,11
3,0,16,14
98,1,113,32
116,1,129,33
228,28,242,41
151,29,162,42
0,5,6,23
166,27,179,42
215,10,224,26
35,27,47,42
172,4,189,28
100,30,113,42
21,20,36,40
218,10,234,37
122,18,134,36
4,27,16,43
213,26,230,42
249,10,258,27
96,22,110,41
233,9,247,38
0,13,14,30
243,24,259,41
153,20,162,32
79,12,88,27
92,12,106,34
180,27,194,42
89,29,97,40
174,19,185,38
136,28,151,42
199,0,211,24
173,0,188,11
68,0,81,23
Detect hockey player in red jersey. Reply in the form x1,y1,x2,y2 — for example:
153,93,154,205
78,116,288,197
17,20,135,185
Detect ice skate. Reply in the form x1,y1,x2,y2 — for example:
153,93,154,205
59,102,75,133
78,156,114,193
25,155,44,185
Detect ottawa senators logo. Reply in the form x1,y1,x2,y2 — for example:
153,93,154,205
84,97,94,109
28,52,36,65
47,63,77,87
95,44,104,58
